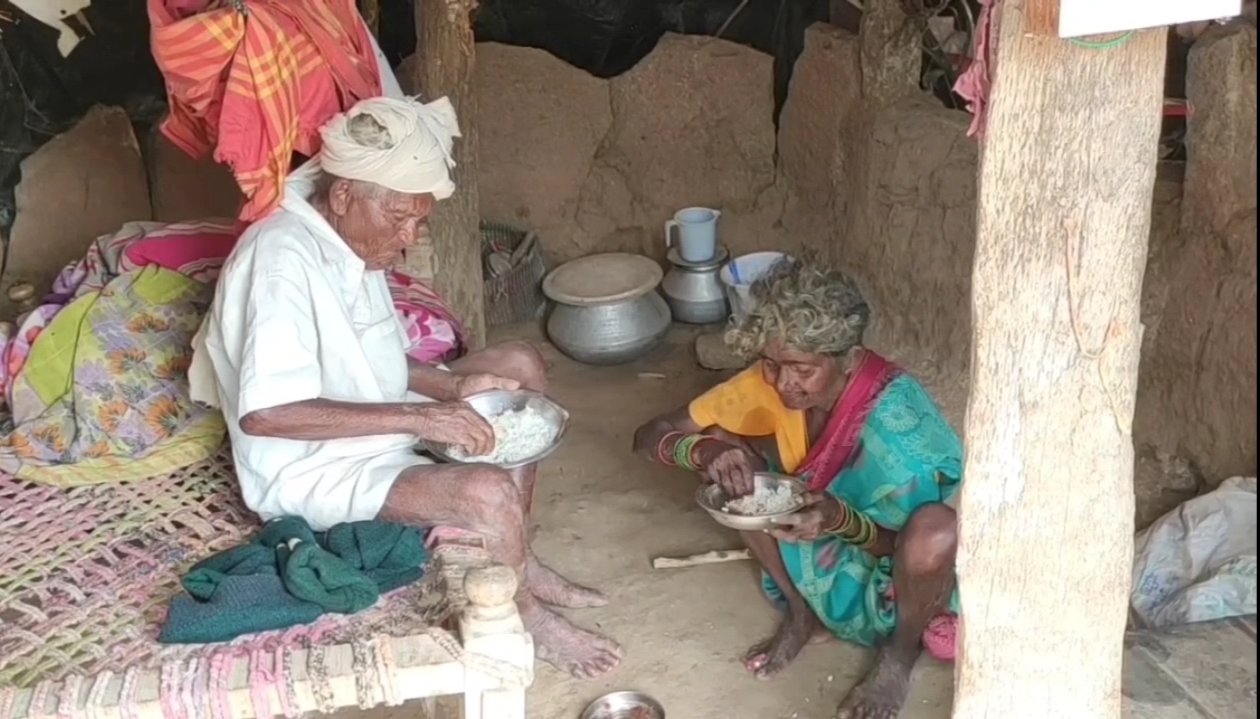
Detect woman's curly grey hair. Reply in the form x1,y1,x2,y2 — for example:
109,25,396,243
725,255,870,359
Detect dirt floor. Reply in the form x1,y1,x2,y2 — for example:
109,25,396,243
351,321,1254,719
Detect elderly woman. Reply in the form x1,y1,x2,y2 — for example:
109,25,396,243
633,258,961,719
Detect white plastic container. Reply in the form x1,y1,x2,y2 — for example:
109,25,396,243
719,251,790,323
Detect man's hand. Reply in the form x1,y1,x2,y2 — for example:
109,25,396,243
413,402,496,456
694,441,767,497
768,492,840,544
452,373,521,400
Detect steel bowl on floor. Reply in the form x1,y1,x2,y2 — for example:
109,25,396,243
422,389,570,469
579,691,666,719
695,472,808,532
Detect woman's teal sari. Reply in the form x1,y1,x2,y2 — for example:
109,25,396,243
763,372,963,646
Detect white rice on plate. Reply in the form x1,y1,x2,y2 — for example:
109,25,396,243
723,483,799,516
447,405,558,465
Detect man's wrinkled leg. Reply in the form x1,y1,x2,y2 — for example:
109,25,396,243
378,463,621,678
448,340,546,509
741,529,826,679
446,341,609,609
836,504,957,719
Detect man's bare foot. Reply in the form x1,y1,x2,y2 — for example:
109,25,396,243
835,648,916,719
520,602,622,678
743,607,821,679
527,555,610,608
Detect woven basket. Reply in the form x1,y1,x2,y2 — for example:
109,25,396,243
480,222,548,328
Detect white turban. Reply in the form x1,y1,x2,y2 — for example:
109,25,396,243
318,96,462,200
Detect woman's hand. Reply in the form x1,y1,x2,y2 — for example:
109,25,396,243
452,373,521,399
412,402,496,456
768,492,840,544
694,440,767,497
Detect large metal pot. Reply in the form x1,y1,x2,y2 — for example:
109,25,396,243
660,247,730,324
543,253,673,365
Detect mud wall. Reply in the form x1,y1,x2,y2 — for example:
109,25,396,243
476,22,1257,524
1133,24,1258,496
477,35,793,263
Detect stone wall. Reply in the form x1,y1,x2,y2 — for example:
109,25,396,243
475,21,1257,524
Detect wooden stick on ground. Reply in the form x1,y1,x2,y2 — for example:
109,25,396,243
651,549,751,570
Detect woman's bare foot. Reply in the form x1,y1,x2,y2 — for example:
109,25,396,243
810,626,836,645
835,648,916,719
743,607,821,679
526,555,610,608
520,601,622,678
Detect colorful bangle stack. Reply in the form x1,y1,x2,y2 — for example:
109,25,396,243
656,431,718,473
825,500,879,550
656,431,685,466
672,434,707,471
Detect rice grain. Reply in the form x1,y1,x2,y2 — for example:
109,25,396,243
447,406,558,465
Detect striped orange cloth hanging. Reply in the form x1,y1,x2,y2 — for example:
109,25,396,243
149,0,383,222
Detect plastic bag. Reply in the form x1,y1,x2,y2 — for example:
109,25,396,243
1130,476,1257,629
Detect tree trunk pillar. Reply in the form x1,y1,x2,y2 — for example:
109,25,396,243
956,2,1166,716
411,0,486,349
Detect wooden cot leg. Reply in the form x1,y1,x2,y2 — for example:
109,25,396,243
459,565,533,719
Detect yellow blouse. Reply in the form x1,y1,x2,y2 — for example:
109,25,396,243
686,363,809,473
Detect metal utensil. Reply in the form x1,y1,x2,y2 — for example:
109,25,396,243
508,231,538,267
486,250,514,278
695,472,807,532
579,691,666,719
422,389,570,469
543,253,673,366
661,247,730,324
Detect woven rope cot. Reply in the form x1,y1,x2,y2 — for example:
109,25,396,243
0,448,533,719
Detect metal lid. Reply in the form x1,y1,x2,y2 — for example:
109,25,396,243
543,252,664,306
666,246,730,271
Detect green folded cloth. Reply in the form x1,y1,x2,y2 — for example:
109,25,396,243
161,516,429,645
324,521,426,594
277,537,381,614
181,517,318,600
160,574,324,644
182,543,276,601
255,515,319,548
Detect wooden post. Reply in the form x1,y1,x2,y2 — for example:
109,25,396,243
956,1,1166,717
1024,0,1062,36
412,0,486,349
459,565,533,719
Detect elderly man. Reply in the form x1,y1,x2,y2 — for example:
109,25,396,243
194,96,621,678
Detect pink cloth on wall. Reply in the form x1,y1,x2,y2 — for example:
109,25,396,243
953,0,998,139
